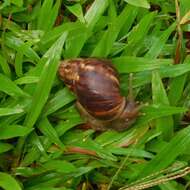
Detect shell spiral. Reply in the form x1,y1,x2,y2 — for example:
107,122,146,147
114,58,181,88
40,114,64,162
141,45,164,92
58,58,125,120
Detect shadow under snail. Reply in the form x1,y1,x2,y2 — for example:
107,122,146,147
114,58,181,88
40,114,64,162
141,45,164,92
58,58,139,131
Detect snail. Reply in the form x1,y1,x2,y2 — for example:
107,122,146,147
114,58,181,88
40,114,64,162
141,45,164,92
58,58,139,131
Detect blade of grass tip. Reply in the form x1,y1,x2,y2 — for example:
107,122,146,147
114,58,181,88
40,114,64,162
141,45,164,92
39,22,83,49
64,25,89,58
32,132,49,158
168,57,190,106
0,74,29,97
118,5,139,39
135,104,186,127
66,3,85,23
21,112,83,167
145,22,176,59
84,0,109,29
92,4,136,57
152,71,174,140
122,11,156,56
47,0,61,30
5,34,40,63
0,107,24,117
24,31,67,129
65,0,109,58
15,51,24,77
14,76,39,85
0,172,22,190
0,53,11,78
11,0,23,7
124,0,150,9
38,118,65,150
37,0,53,31
0,125,33,140
132,61,190,88
42,88,75,116
14,32,68,167
112,56,171,73
135,125,190,179
0,142,13,153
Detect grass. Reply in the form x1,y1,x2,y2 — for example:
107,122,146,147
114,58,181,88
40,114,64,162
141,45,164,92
0,0,190,189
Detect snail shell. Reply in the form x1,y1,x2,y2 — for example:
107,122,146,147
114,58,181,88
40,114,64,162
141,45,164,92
59,58,138,131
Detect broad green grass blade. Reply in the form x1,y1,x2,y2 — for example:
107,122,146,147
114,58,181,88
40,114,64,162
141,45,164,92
15,166,47,177
62,132,117,161
64,25,89,58
132,62,190,87
56,119,83,136
38,118,65,149
110,147,154,158
92,5,134,57
11,0,23,7
137,125,190,178
136,105,186,126
14,76,39,85
0,172,22,190
168,56,190,105
21,146,40,167
118,5,138,39
43,88,75,116
152,71,174,140
122,12,156,55
0,74,28,97
0,142,13,153
37,0,60,31
168,75,187,106
21,117,83,166
42,160,76,173
112,57,171,73
66,4,85,23
124,0,150,9
30,133,49,159
0,107,24,116
5,34,40,63
84,0,109,29
23,32,67,129
0,125,33,139
0,53,11,77
39,22,84,49
145,22,176,58
15,51,23,77
95,130,123,146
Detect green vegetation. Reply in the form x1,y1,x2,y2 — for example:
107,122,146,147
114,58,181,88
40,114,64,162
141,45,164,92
0,0,190,189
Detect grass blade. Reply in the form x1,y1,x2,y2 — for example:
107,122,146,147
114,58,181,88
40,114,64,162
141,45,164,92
152,71,174,140
0,172,22,190
23,32,67,129
124,0,150,9
145,22,176,58
137,125,190,178
0,74,28,97
38,118,65,149
84,0,109,29
0,53,11,77
0,125,32,140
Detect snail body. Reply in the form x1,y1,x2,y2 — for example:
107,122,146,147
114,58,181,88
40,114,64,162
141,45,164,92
59,58,138,131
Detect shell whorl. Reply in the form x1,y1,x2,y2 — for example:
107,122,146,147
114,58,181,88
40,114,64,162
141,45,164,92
58,58,125,120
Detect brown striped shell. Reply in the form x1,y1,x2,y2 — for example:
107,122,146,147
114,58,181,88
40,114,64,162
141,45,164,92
59,58,138,131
